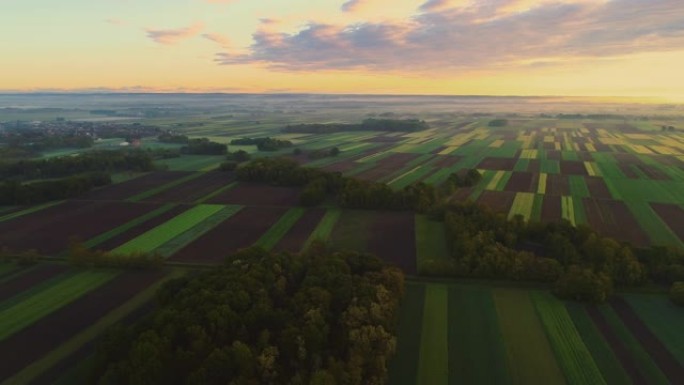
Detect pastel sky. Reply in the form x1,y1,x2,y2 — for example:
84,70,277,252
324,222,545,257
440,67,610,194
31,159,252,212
3,0,684,100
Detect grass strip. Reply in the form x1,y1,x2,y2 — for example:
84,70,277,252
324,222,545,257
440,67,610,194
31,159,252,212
417,284,449,385
154,205,243,257
531,291,606,385
254,208,306,250
415,215,451,274
303,208,342,249
127,172,204,202
387,283,425,385
0,270,117,341
0,201,63,223
623,294,684,364
113,204,225,254
566,303,633,385
493,288,567,385
195,181,238,203
81,203,177,249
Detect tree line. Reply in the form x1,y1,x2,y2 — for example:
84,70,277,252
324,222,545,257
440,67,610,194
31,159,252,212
90,245,404,385
283,119,429,134
231,137,294,152
0,172,111,205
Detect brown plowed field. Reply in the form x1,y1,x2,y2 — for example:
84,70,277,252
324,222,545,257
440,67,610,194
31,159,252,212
95,205,191,251
610,297,684,382
546,174,570,196
613,153,641,164
78,171,191,201
560,160,588,175
207,183,301,206
577,152,594,161
273,209,326,253
618,164,640,179
504,172,535,192
355,153,421,181
321,160,358,173
144,172,235,202
0,270,165,382
546,150,561,160
431,155,462,168
637,165,670,180
0,264,69,303
593,143,611,152
171,206,288,263
0,201,93,237
585,177,613,199
367,211,416,274
0,201,159,254
583,199,650,246
541,195,561,222
527,159,541,173
650,203,684,242
585,306,648,385
542,142,556,150
477,157,516,171
477,191,515,214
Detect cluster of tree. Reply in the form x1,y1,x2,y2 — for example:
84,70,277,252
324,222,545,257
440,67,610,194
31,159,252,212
661,125,677,132
283,118,429,134
441,169,482,195
428,201,684,302
488,119,508,127
157,133,190,143
671,282,684,306
236,158,437,212
0,172,111,205
218,151,252,172
0,150,155,181
180,138,228,155
67,240,164,269
89,246,404,385
295,147,340,160
231,137,294,152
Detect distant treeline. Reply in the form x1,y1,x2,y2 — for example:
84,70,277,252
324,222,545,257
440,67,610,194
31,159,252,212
236,157,438,211
180,138,227,155
0,172,111,205
231,137,293,151
0,150,154,180
488,119,508,127
283,118,429,134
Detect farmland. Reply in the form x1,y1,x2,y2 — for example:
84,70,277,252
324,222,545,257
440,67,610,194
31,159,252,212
0,94,683,383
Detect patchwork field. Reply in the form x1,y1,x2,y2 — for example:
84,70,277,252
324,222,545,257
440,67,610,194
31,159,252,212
1,113,683,383
389,282,684,385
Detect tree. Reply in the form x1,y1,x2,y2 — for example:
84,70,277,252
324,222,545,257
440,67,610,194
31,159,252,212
554,266,614,303
670,282,684,306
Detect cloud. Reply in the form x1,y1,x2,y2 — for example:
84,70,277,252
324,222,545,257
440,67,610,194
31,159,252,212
341,0,365,13
203,33,231,48
419,0,451,12
105,18,126,26
216,0,684,74
146,22,204,45
259,18,280,25
205,0,238,4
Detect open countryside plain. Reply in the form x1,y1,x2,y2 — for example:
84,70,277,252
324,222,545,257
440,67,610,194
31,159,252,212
1,101,683,384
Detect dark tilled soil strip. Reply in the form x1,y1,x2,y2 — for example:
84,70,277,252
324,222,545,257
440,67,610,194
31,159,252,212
610,297,684,383
477,157,517,171
431,155,463,168
527,159,541,173
171,206,288,263
207,183,301,206
144,172,235,203
355,153,422,181
637,165,670,181
585,177,613,199
321,160,358,173
0,202,159,255
560,160,588,175
95,205,190,251
78,171,191,201
0,264,70,303
585,306,649,385
477,191,516,215
367,211,417,274
0,201,97,241
273,208,326,253
546,150,562,160
546,174,571,196
0,270,165,381
577,151,594,161
541,195,562,223
650,203,684,242
603,200,651,247
504,172,535,192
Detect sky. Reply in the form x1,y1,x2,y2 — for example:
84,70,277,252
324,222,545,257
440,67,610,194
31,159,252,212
2,0,684,101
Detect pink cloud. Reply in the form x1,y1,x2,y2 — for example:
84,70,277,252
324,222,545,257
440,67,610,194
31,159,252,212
203,33,231,48
146,22,205,45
